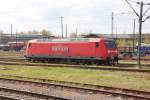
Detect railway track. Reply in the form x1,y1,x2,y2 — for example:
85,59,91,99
120,57,150,61
0,76,150,100
0,95,18,100
0,57,25,62
0,60,150,73
0,57,150,62
0,85,70,100
0,56,150,65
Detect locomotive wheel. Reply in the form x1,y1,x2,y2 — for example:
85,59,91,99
28,58,32,61
79,60,86,65
32,59,36,62
96,60,102,65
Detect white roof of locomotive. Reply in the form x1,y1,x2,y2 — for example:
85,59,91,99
28,38,105,43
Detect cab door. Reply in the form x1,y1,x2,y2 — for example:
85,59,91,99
95,42,100,58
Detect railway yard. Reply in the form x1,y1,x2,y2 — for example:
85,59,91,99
0,0,150,99
0,51,149,100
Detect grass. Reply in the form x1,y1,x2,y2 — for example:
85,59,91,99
0,65,150,92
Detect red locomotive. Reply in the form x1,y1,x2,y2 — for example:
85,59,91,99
25,38,118,65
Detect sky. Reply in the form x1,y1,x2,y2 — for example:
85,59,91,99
0,0,150,36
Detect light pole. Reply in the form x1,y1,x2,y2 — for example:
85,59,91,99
65,24,68,38
75,28,78,38
11,24,13,37
132,19,136,53
61,16,64,38
16,30,17,51
111,12,114,39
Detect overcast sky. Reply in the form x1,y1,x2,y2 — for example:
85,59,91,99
0,0,150,36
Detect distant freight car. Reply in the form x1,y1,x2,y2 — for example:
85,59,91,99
25,38,118,65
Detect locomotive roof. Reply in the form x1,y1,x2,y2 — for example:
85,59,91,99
29,38,108,43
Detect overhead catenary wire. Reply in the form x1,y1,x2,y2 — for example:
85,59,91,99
125,0,139,17
142,6,150,17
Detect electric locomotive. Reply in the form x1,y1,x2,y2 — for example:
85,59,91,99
25,38,118,65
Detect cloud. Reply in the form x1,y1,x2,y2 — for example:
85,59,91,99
0,0,149,35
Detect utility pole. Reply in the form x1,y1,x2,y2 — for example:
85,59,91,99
116,26,117,40
66,24,68,38
111,12,114,39
11,24,13,41
138,1,143,68
75,28,78,38
16,30,17,51
61,16,64,38
125,0,150,68
11,24,13,36
133,19,135,53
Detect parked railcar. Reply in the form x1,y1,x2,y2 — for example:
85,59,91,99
25,38,118,65
135,43,150,56
0,42,26,51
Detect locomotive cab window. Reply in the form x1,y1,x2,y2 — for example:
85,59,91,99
95,42,99,48
29,43,31,47
105,40,116,48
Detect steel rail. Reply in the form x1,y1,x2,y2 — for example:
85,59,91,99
0,76,150,100
0,96,18,100
0,61,150,73
0,86,70,100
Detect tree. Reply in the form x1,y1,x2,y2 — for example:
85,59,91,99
40,29,52,36
16,31,26,34
28,30,39,34
144,38,150,44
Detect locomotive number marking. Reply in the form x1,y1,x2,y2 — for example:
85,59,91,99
52,46,69,52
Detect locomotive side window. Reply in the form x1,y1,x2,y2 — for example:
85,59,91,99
105,40,116,48
95,42,99,48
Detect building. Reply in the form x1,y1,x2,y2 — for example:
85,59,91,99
0,34,54,44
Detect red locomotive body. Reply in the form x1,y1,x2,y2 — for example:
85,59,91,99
25,38,118,65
